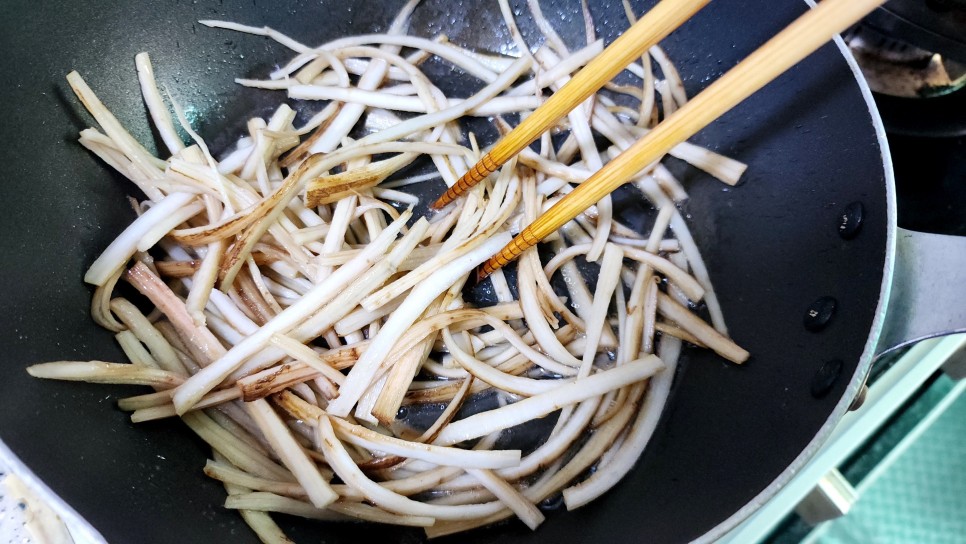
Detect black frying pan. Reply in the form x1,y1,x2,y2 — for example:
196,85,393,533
0,0,892,542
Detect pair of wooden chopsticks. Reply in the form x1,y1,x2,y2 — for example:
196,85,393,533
428,0,885,279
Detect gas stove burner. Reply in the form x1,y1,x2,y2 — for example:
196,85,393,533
846,1,966,137
846,26,966,98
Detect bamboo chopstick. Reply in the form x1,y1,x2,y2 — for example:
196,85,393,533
476,0,886,279
429,0,711,210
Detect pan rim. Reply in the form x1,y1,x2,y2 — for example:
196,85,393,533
695,5,899,543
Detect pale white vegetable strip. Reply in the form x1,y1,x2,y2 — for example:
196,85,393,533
126,262,228,365
378,170,441,189
26,361,183,388
290,90,542,123
287,215,428,345
295,50,348,85
224,492,435,527
435,392,639,535
225,491,330,521
552,235,618,349
269,334,346,386
198,21,311,52
434,357,663,446
216,463,293,544
241,105,296,181
235,78,297,90
321,58,412,83
134,53,184,155
578,243,624,377
78,130,151,190
413,374,474,443
642,276,660,354
334,297,404,336
655,78,677,119
656,293,748,364
652,162,690,202
184,411,294,481
265,34,497,84
172,210,410,414
273,50,326,80
588,98,747,187
315,195,356,280
170,98,236,213
204,460,306,498
292,101,340,136
544,242,704,302
620,0,656,128
110,298,187,376
370,187,419,205
497,0,538,66
465,468,545,530
307,0,418,153
328,231,512,417
508,40,603,97
223,242,409,379
350,54,533,146
135,199,205,252
626,126,746,185
450,46,516,74
517,249,582,368
563,358,676,509
316,34,499,83
526,0,569,55
317,416,505,520
624,248,706,301
186,239,225,326
443,328,572,396
115,330,160,369
207,289,260,335
209,403,272,456
649,44,687,106
607,236,679,252
66,71,166,198
364,314,439,423
328,417,520,469
386,307,574,377
216,141,254,174
84,192,195,285
364,83,418,96
244,399,337,508
123,388,239,421
441,397,600,489
669,209,729,333
326,503,433,527
290,224,330,245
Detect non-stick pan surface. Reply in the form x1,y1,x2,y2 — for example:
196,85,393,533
0,1,890,542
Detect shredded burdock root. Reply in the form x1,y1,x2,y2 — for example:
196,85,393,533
29,1,750,541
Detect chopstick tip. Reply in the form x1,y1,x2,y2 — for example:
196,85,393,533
474,263,492,284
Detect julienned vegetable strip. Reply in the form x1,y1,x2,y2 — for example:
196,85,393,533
28,1,751,540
